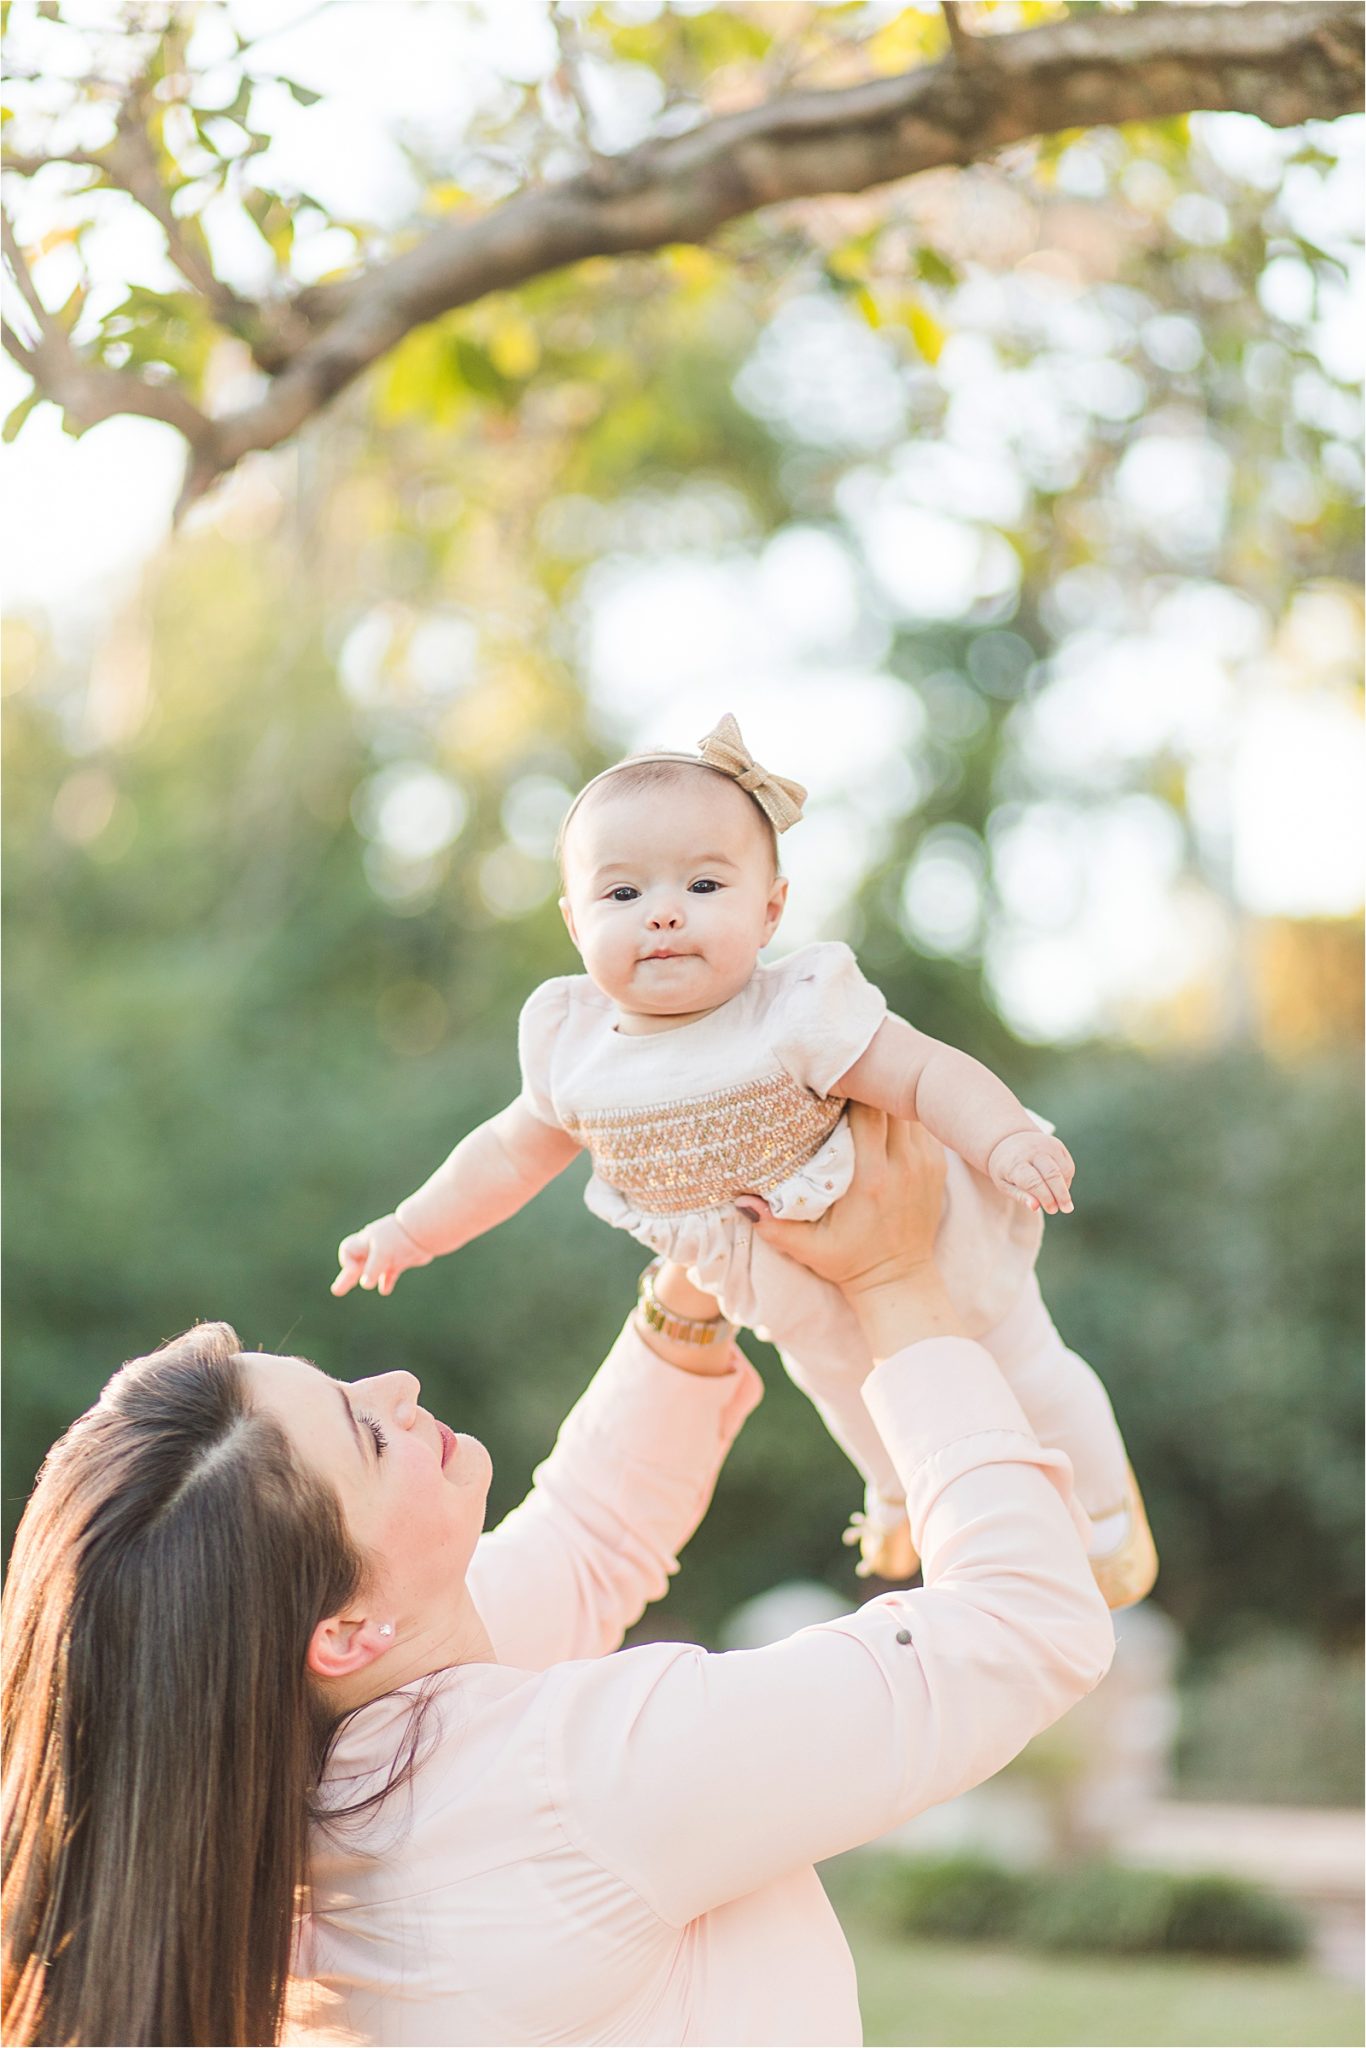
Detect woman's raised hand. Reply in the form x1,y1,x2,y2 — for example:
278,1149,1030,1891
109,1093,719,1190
739,1106,946,1295
739,1107,960,1359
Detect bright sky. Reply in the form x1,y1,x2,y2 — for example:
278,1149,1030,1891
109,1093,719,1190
3,3,1362,1045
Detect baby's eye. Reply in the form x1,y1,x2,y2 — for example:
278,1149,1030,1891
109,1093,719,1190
689,879,721,894
608,886,640,903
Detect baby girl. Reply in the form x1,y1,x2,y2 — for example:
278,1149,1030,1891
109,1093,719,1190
333,715,1156,1603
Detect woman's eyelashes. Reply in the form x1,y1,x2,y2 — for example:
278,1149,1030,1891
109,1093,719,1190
357,1410,388,1456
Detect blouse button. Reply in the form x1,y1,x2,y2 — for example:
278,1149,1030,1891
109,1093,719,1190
895,1628,912,1646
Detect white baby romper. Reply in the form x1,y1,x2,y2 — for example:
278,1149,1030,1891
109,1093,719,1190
518,940,1130,1566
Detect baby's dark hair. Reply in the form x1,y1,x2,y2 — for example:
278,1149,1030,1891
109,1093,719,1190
556,757,780,881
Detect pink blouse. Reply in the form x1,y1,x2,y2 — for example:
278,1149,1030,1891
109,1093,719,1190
285,1324,1113,2046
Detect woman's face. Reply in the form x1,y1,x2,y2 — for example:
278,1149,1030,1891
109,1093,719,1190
243,1353,492,1639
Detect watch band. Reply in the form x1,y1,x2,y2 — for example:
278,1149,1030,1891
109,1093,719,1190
636,1259,735,1346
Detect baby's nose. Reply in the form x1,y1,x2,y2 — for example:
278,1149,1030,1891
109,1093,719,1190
648,900,683,928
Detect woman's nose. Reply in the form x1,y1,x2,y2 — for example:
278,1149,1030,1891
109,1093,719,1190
360,1369,422,1426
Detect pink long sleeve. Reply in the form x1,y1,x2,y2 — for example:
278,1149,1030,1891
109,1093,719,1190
466,1320,763,1670
542,1337,1115,1927
298,1334,1115,2046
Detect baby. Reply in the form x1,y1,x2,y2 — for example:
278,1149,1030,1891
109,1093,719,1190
334,715,1156,1603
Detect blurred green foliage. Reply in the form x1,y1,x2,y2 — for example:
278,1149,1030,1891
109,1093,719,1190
3,9,1361,1708
3,544,1360,1651
824,1850,1310,1962
1176,1633,1365,1803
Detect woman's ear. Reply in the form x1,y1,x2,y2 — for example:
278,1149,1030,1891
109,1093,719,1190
762,874,788,944
306,1613,393,1684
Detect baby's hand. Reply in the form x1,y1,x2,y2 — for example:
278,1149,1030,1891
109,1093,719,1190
987,1130,1075,1216
331,1214,434,1298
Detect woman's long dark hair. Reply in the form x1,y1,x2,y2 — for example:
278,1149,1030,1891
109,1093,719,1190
2,1322,365,2046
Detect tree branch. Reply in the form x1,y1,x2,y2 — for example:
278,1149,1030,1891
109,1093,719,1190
2,318,38,370
5,109,304,369
941,3,978,68
2,146,107,177
549,2,606,166
2,211,56,338
9,0,1364,504
3,206,218,450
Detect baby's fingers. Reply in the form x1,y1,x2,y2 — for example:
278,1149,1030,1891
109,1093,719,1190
1037,1140,1076,1215
1005,1161,1059,1215
331,1235,368,1297
1017,1158,1073,1216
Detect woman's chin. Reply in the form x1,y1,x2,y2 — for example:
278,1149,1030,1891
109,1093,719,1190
448,1432,492,1491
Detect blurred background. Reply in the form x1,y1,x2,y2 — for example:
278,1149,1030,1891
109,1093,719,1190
2,3,1362,2042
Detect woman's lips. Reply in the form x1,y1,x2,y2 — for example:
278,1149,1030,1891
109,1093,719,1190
435,1420,459,1468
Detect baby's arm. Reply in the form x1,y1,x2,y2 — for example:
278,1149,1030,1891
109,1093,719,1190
836,1017,1074,1215
332,1099,581,1297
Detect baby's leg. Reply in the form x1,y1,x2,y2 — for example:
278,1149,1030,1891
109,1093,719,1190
980,1274,1156,1606
977,1274,1128,1522
777,1335,921,1582
745,1235,916,1579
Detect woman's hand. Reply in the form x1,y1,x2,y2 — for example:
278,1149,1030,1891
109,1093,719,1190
739,1107,963,1360
740,1106,945,1295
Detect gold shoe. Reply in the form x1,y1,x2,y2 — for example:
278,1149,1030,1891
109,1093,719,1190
1088,1461,1159,1611
843,1499,920,1582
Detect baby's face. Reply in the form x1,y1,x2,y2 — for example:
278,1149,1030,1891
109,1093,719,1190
560,772,787,1026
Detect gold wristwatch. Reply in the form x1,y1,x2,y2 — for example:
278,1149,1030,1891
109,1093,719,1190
636,1259,736,1346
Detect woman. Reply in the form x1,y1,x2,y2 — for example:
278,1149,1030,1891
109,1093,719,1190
2,1112,1115,2046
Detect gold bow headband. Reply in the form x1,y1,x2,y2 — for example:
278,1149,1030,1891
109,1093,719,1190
560,713,807,841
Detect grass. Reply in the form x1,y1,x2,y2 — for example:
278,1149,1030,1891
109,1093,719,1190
846,1921,1365,2048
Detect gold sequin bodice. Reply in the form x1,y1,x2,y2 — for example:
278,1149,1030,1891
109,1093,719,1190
560,1071,844,1217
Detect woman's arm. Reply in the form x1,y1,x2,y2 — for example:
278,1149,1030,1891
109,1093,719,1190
836,1016,1075,1214
466,1267,761,1669
549,1338,1112,1923
547,1112,1113,1920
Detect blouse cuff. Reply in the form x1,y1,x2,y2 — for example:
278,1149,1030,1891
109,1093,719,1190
863,1338,1080,1536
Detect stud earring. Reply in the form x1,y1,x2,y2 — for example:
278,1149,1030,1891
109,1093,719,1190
377,1622,394,1639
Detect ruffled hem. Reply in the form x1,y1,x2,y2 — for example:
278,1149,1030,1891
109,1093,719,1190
584,1131,1044,1339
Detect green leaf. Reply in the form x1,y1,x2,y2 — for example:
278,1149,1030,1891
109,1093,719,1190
854,284,882,330
99,286,217,393
374,322,470,429
280,78,323,107
897,294,947,364
54,282,86,334
2,388,43,443
242,186,295,265
1294,235,1350,279
916,246,959,290
451,336,513,405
